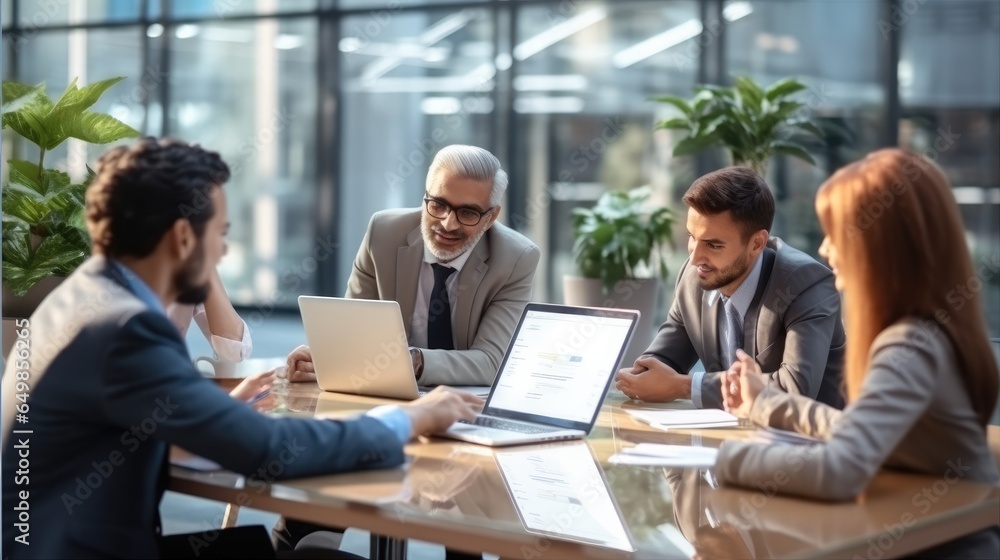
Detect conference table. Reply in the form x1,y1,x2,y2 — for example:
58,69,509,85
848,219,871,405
170,367,1000,560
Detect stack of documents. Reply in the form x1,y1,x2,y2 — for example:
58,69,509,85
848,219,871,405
750,426,823,446
609,444,719,467
625,409,739,430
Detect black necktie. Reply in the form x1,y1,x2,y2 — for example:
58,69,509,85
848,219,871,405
428,264,456,350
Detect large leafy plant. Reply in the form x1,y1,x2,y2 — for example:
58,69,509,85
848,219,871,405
653,76,826,175
571,186,674,293
2,77,139,296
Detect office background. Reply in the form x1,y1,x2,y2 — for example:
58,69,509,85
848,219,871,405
2,0,998,336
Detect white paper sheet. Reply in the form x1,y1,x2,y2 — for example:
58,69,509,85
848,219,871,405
608,444,719,467
626,408,739,429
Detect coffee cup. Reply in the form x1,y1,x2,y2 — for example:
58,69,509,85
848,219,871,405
194,355,238,377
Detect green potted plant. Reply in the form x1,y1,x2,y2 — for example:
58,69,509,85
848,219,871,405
564,186,674,365
2,77,139,320
652,76,826,176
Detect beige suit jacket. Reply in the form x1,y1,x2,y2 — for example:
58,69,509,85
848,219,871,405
717,318,1000,500
345,208,540,385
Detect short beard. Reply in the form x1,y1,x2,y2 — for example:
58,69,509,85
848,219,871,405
174,243,211,305
421,219,489,262
698,250,752,292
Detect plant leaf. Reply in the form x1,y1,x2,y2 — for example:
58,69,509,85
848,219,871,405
734,76,764,113
649,95,693,118
654,117,691,131
771,141,817,165
672,133,719,157
50,76,126,115
1,82,48,116
788,119,825,139
691,89,715,114
40,111,140,150
2,110,49,147
764,77,808,101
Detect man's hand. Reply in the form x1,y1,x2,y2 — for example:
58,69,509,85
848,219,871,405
229,369,276,402
721,349,766,418
402,387,484,438
615,356,691,403
285,345,317,382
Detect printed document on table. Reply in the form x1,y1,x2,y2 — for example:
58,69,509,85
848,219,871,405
625,408,739,429
609,444,719,467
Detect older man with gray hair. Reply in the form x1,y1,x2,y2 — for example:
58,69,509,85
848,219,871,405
286,145,540,386
276,145,540,557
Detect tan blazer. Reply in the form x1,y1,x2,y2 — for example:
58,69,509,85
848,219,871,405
645,237,846,409
345,208,540,385
717,318,1000,500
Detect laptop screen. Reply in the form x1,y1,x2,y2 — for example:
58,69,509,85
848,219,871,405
485,304,638,430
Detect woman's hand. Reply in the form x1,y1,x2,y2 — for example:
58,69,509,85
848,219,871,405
721,349,766,418
285,345,317,382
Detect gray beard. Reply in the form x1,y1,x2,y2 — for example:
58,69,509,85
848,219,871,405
421,222,488,263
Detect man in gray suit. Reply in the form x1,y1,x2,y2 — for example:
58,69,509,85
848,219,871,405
0,138,480,559
615,167,845,410
287,145,540,386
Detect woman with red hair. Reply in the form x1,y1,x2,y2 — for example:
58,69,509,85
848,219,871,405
719,148,999,557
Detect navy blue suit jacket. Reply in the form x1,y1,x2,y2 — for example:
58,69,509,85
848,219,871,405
1,257,404,559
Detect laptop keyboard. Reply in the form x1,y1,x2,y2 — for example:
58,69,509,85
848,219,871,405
462,416,556,434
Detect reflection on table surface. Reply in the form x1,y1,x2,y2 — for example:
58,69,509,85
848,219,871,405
173,381,1000,559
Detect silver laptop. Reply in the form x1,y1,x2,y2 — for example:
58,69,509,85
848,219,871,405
298,296,423,400
438,303,639,447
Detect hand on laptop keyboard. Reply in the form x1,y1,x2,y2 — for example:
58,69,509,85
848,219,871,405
403,387,485,439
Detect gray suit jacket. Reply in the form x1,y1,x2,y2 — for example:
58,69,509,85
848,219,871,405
717,318,1000,498
645,237,845,409
346,208,540,385
1,257,404,559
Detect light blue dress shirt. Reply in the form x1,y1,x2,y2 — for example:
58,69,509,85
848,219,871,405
364,405,412,444
691,253,764,408
111,260,167,316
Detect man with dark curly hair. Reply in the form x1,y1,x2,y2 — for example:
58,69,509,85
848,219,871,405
0,137,482,559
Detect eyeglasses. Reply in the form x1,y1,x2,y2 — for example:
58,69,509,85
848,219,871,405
423,194,495,227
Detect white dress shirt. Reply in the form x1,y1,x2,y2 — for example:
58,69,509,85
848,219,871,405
166,303,253,362
408,244,477,348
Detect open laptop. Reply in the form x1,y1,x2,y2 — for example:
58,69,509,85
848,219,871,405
438,303,639,447
298,296,424,400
